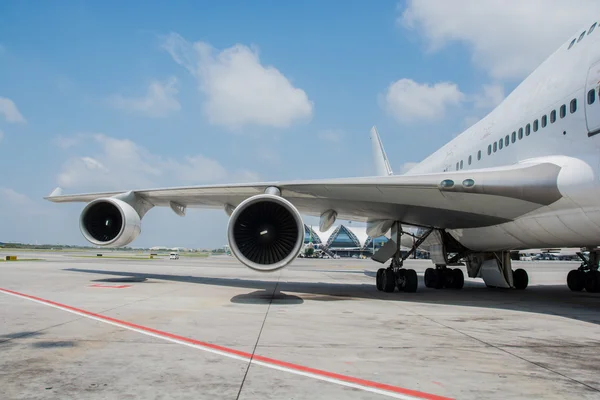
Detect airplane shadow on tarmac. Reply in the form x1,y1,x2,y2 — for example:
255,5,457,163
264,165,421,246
64,268,600,326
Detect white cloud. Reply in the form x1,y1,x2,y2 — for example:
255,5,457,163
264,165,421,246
383,78,464,123
0,187,49,216
318,129,344,143
0,97,26,123
54,134,86,149
109,77,180,118
56,134,258,191
400,0,600,80
163,33,313,130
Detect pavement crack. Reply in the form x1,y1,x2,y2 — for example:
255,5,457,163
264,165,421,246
235,274,280,400
419,314,600,393
0,318,84,344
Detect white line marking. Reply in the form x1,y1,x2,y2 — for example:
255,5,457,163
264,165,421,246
0,288,450,400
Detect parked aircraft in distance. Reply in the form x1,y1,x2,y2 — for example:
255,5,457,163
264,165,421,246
47,20,600,294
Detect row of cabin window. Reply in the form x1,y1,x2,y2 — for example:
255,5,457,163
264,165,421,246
568,22,597,50
487,98,578,156
455,97,580,171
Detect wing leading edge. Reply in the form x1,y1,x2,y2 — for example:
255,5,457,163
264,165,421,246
45,161,562,229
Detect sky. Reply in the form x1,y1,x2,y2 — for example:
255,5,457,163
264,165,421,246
1,0,600,248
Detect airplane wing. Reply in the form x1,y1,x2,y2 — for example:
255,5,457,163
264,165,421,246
45,160,562,229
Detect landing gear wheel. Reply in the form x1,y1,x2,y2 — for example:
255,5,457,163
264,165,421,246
584,271,600,293
442,268,455,288
424,268,435,288
382,269,396,293
395,268,406,289
403,269,418,293
432,269,444,289
513,268,529,290
376,268,385,291
567,269,585,292
451,268,464,289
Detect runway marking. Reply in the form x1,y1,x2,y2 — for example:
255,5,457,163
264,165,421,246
88,284,132,289
0,287,452,400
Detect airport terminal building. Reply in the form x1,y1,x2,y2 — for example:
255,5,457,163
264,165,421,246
303,224,392,258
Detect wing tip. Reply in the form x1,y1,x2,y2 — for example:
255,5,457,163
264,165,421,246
45,187,64,199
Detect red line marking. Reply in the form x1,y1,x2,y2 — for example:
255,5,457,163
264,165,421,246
88,284,131,289
0,287,452,400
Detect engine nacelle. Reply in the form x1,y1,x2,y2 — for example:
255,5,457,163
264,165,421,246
227,194,304,272
80,198,142,247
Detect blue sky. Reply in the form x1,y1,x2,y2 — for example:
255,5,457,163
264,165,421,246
1,0,599,248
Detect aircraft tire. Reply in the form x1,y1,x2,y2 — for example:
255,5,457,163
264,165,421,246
584,270,600,293
376,268,384,291
452,268,464,289
382,269,396,293
442,268,454,288
403,269,418,293
432,269,444,289
424,268,435,288
513,268,529,290
567,269,585,292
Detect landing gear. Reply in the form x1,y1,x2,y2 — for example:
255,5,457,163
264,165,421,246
424,267,464,289
374,223,432,293
375,267,419,293
569,269,600,293
568,250,600,293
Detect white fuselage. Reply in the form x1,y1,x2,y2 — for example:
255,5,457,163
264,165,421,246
406,22,600,251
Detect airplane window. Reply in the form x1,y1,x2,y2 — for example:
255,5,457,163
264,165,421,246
524,125,529,137
499,139,503,150
468,155,472,165
542,115,547,128
533,119,539,132
488,145,492,155
493,142,497,152
550,110,556,123
568,38,576,49
590,22,597,34
560,104,566,118
477,150,481,160
505,135,509,146
512,131,516,143
578,31,586,42
456,162,459,170
460,160,463,169
588,89,596,105
570,98,577,113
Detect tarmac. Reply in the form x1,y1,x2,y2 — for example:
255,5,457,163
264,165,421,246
1,251,600,399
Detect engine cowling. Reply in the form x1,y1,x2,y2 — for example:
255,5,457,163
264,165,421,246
227,194,304,272
79,198,141,247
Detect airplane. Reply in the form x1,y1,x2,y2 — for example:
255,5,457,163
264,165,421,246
46,20,600,295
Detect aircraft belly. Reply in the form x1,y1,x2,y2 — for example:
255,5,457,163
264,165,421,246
452,206,600,250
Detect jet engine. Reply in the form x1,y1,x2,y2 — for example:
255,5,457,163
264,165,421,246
227,194,304,272
79,198,142,247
